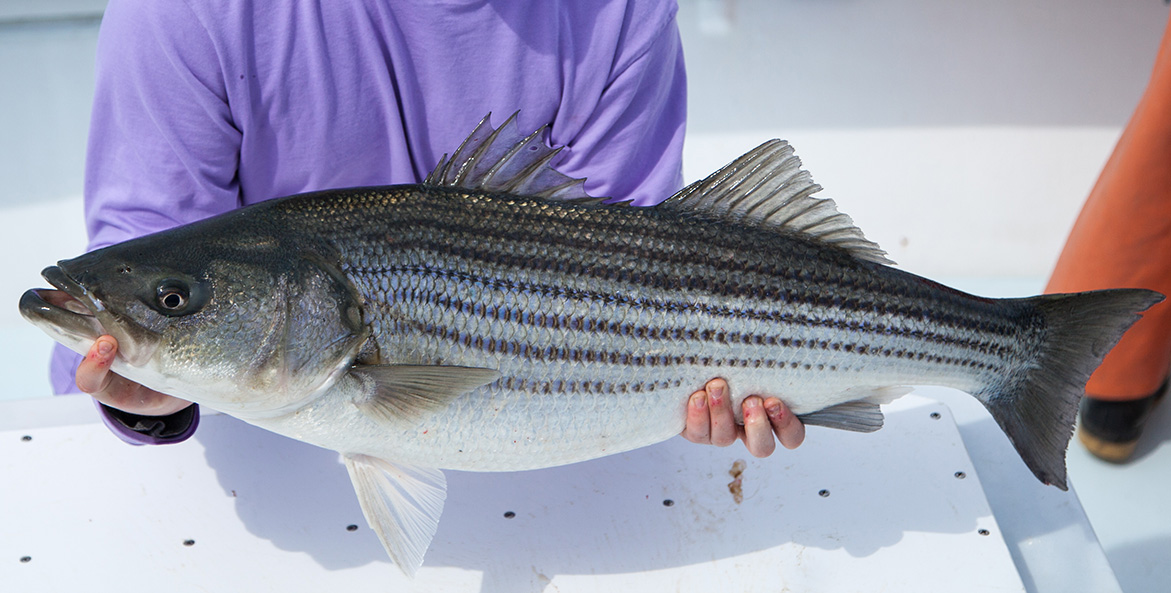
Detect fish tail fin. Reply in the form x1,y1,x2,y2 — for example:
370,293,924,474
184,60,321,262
976,289,1163,490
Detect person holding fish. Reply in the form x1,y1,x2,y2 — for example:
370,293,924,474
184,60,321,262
54,0,805,458
28,0,1162,574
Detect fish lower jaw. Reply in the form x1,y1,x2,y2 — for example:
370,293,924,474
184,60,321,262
20,289,103,355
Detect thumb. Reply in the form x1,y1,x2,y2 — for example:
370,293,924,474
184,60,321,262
75,336,118,395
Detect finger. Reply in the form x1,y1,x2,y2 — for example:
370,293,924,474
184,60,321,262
97,373,193,416
764,397,806,449
76,336,193,416
75,336,118,395
680,390,711,443
741,396,777,458
706,378,738,447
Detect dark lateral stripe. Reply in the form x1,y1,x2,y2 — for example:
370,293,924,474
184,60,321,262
348,230,1020,340
353,264,1021,360
354,194,1020,337
394,315,998,373
496,375,685,396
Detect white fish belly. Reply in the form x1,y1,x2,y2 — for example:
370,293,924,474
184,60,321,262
257,336,988,473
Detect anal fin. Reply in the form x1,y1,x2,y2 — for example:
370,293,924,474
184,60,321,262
798,401,885,432
797,387,911,433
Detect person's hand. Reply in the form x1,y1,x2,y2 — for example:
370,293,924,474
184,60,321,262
681,378,805,457
76,335,193,416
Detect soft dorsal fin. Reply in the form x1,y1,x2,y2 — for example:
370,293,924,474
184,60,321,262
661,140,893,265
425,112,598,201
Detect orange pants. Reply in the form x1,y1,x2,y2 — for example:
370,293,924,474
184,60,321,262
1046,12,1171,401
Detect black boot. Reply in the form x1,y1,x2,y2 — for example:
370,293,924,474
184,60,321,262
1077,380,1167,463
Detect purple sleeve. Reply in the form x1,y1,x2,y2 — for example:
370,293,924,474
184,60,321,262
97,401,201,447
83,0,242,252
550,4,687,205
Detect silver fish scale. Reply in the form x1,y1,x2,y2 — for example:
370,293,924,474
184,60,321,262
284,186,1041,470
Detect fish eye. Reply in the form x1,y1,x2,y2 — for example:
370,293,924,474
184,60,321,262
143,276,208,317
156,280,191,313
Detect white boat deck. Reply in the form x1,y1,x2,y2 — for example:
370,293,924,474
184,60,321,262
0,389,1119,592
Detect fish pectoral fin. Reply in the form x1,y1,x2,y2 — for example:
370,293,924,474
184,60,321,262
797,387,912,433
351,364,501,423
343,454,447,578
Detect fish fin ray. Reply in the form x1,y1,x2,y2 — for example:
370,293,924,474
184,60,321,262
343,454,446,577
661,140,893,265
975,289,1164,490
798,403,884,432
796,386,911,432
351,364,500,423
425,112,600,201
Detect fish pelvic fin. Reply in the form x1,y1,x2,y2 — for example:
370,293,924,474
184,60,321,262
344,454,447,577
351,364,501,423
659,140,893,265
978,289,1164,490
425,112,601,201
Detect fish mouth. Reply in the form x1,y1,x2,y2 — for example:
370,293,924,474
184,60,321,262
20,267,105,349
20,266,157,366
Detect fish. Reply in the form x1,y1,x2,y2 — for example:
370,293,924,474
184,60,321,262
20,113,1162,575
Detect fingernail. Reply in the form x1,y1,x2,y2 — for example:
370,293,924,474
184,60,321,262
765,400,784,419
692,393,707,409
744,397,760,411
96,340,113,358
709,384,724,404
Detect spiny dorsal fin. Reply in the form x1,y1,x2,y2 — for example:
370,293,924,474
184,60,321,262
425,112,598,200
661,140,893,265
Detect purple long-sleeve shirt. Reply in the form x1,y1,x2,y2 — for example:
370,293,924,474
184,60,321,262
52,0,687,445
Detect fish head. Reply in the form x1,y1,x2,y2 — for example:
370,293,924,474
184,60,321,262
21,226,368,418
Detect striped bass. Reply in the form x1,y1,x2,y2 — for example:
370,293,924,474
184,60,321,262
20,113,1162,575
